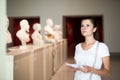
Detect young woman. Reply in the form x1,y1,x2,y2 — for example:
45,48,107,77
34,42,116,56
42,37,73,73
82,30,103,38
71,17,110,80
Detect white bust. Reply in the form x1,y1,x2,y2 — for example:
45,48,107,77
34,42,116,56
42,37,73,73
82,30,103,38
16,19,30,46
44,18,56,43
6,17,12,44
53,25,63,41
31,23,44,45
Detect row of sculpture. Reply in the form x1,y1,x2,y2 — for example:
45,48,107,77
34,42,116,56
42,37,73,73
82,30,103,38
6,17,63,49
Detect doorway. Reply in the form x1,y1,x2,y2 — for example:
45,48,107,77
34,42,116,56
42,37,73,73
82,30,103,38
63,15,104,57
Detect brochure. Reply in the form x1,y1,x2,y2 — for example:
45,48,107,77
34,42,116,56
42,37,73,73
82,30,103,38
65,63,83,68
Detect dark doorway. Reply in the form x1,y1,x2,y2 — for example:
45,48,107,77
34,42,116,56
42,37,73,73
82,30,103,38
63,15,104,57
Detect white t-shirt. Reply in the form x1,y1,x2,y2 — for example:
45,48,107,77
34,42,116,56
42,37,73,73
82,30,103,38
74,41,110,80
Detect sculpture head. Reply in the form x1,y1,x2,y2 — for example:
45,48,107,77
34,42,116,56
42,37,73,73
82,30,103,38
6,17,9,27
20,19,30,32
46,18,53,27
5,16,9,31
54,25,62,31
33,23,41,31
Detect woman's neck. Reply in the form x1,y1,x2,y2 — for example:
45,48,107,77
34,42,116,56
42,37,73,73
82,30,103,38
84,36,96,45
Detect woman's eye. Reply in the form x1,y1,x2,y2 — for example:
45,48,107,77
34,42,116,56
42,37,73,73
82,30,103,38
81,25,84,27
86,24,90,27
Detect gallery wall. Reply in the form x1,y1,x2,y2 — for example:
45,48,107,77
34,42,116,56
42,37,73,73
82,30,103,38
0,0,13,80
7,0,120,53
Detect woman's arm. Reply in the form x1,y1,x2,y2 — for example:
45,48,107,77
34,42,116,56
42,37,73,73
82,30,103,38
81,56,110,77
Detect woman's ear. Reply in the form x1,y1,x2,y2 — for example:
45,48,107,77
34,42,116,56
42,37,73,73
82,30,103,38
93,27,97,32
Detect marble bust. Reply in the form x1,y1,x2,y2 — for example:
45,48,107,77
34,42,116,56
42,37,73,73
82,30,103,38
53,24,63,41
6,17,12,44
31,23,44,45
44,18,56,43
16,19,30,47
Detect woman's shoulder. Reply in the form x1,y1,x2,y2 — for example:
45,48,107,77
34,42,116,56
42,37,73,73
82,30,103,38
98,41,109,49
97,41,110,57
75,43,82,48
98,41,107,46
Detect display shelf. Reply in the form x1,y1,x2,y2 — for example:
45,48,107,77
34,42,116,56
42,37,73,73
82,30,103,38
7,39,67,80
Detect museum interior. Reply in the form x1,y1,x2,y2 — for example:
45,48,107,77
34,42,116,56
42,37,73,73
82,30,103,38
0,0,120,80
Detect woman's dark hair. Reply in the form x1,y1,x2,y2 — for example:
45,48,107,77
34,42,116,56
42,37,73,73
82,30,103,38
81,17,98,39
81,17,97,28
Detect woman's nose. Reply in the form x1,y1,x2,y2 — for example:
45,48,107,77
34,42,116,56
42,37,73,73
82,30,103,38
82,26,87,30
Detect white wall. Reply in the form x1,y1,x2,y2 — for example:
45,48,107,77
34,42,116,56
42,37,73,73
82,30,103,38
0,0,13,80
0,0,6,79
7,0,120,53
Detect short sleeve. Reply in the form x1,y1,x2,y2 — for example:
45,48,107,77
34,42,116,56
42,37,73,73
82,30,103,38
74,44,78,59
99,43,110,58
74,44,81,60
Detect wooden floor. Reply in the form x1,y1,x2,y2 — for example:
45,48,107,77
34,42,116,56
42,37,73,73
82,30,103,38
51,57,75,80
51,56,120,80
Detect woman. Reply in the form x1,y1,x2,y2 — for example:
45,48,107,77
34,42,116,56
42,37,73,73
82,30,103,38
71,17,110,80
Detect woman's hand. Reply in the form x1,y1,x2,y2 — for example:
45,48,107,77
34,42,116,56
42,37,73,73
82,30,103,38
80,66,92,73
67,65,93,73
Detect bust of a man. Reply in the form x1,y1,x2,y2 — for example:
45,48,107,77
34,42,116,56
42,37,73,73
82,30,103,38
31,23,44,45
16,19,30,46
6,17,12,44
44,18,56,43
53,25,63,41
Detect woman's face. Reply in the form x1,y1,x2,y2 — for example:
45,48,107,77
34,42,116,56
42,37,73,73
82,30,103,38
80,19,96,37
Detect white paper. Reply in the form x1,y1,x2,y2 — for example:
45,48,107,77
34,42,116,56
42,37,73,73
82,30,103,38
65,63,83,68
